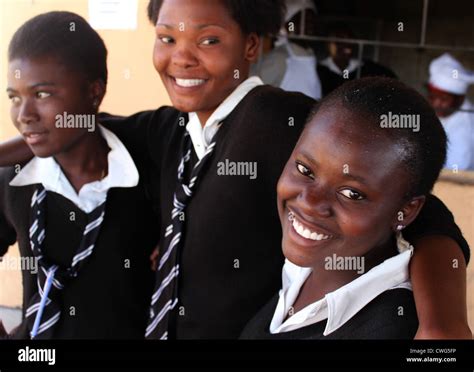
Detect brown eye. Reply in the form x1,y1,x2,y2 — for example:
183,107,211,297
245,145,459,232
158,35,174,44
296,162,314,179
36,91,51,99
339,189,365,201
201,37,219,46
8,95,20,104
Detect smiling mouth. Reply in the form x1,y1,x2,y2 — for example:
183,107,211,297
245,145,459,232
171,76,207,88
288,211,332,241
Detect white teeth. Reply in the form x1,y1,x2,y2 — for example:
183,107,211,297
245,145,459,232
175,78,205,87
289,213,330,241
303,229,311,239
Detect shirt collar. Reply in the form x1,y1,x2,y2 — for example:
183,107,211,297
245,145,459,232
270,233,414,336
186,76,263,159
10,125,139,213
321,57,362,75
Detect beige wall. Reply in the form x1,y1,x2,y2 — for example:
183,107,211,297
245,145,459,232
0,0,170,307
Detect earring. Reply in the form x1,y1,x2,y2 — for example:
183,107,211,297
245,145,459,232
396,225,404,231
92,98,99,108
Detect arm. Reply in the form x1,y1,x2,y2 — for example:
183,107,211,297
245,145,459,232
0,110,162,168
403,194,471,339
410,236,471,339
0,136,33,167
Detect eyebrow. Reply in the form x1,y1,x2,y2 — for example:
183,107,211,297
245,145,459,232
342,172,368,186
299,150,368,186
298,150,318,168
6,82,56,92
156,23,226,30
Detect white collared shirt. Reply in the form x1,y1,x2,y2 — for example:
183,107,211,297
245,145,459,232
186,76,263,160
440,99,474,171
270,234,414,336
10,125,139,213
320,57,362,76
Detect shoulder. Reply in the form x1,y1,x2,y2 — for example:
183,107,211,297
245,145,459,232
362,60,397,78
0,167,21,196
340,288,418,339
99,106,181,133
231,85,316,137
245,85,316,115
239,293,279,339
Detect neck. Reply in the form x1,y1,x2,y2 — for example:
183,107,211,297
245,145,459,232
195,75,250,128
54,129,109,193
293,237,397,313
196,111,213,128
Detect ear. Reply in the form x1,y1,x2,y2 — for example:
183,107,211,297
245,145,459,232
392,195,426,232
87,79,106,112
244,33,260,63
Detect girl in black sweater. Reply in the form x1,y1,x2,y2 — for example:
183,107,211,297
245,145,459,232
0,12,158,339
241,77,449,339
0,1,470,339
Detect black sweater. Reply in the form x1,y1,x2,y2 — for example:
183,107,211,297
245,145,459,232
0,166,159,339
240,289,418,339
101,85,470,339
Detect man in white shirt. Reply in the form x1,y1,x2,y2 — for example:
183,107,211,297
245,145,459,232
427,53,474,171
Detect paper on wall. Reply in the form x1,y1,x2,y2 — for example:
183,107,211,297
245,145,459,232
88,0,138,30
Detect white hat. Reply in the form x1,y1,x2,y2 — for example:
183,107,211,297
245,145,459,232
429,53,474,95
285,0,317,22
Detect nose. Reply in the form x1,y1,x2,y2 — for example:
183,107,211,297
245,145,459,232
17,98,39,125
298,182,332,218
172,43,199,69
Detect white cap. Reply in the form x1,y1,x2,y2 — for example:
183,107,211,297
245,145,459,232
429,53,474,95
285,0,317,22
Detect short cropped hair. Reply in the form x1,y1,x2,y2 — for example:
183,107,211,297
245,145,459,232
147,0,286,36
9,11,108,85
310,77,447,198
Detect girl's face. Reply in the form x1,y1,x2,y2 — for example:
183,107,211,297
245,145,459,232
277,105,423,268
153,0,259,121
7,56,99,158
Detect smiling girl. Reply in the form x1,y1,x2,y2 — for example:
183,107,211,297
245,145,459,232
0,1,470,339
241,77,452,338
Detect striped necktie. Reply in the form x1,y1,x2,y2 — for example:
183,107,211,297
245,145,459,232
26,185,106,339
146,129,218,339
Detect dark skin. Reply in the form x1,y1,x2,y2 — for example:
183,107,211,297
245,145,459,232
0,56,108,337
153,0,259,126
427,84,465,118
6,56,108,193
328,31,355,72
0,0,471,339
277,104,424,314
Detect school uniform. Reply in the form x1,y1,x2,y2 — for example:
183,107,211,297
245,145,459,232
317,57,397,96
0,126,159,339
240,235,418,339
101,77,469,339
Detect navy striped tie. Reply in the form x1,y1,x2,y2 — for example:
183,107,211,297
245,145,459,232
146,130,218,339
26,185,106,339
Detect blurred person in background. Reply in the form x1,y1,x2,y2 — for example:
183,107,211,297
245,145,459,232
317,23,397,96
427,53,474,171
250,0,322,99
